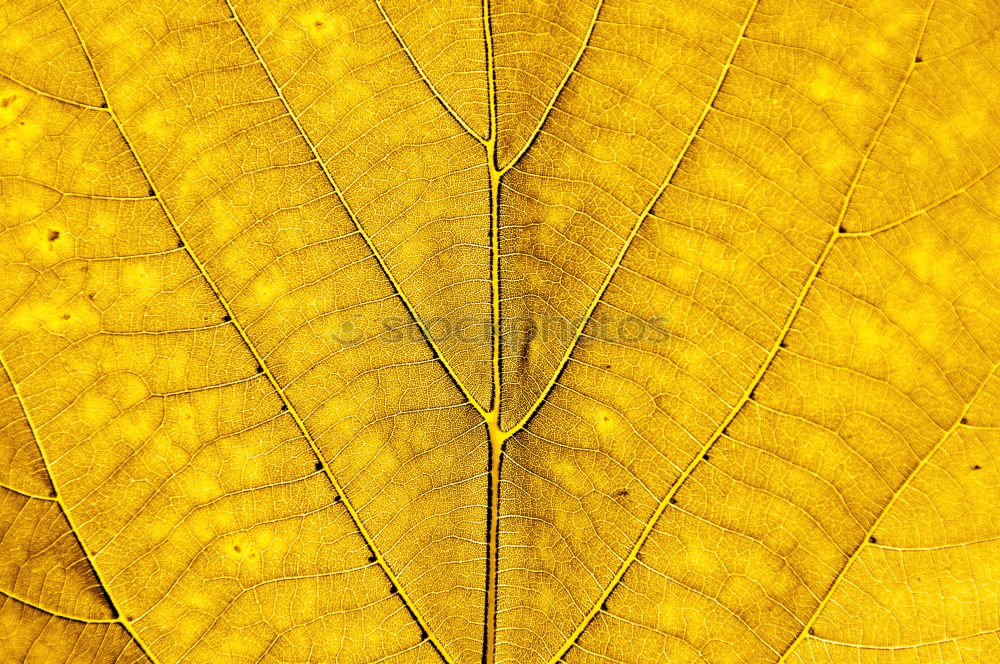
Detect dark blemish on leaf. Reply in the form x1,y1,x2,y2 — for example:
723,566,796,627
222,314,231,322
48,230,60,241
61,313,70,320
961,417,969,425
419,629,428,641
126,615,135,623
50,490,58,498
915,55,923,63
334,495,341,503
703,454,710,461
604,364,612,370
749,388,757,400
669,497,677,505
280,404,288,412
972,464,982,470
234,544,241,553
0,95,17,108
808,627,816,636
838,225,846,233
779,341,787,348
255,365,263,374
177,240,184,249
389,583,398,594
368,555,377,563
314,461,323,471
601,601,608,612
148,187,155,197
869,536,877,544
100,102,108,108
87,292,96,301
611,488,629,499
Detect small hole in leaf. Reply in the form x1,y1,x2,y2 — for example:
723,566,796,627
703,454,710,461
314,461,323,471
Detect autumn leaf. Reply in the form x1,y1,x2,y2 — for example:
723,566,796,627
2,0,999,662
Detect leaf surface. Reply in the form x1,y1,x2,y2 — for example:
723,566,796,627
1,0,999,663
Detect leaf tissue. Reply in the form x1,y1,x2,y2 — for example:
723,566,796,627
1,0,999,663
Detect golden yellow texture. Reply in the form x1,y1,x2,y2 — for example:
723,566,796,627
1,0,999,662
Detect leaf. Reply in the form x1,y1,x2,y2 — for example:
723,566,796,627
1,0,999,662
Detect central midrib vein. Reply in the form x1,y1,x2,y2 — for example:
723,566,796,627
482,0,502,660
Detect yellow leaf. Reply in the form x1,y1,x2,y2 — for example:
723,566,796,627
2,0,999,663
